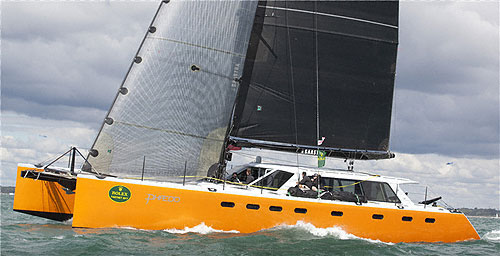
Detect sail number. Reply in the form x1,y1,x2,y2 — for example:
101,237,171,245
301,149,319,155
145,194,180,204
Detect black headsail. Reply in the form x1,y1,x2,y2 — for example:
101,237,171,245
230,0,399,160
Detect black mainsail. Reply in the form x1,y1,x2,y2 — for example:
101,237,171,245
230,0,399,160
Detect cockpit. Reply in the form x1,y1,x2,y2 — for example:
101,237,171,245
225,166,401,205
226,166,294,191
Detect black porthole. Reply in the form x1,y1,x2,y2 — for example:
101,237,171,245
221,202,234,208
425,218,435,223
246,204,259,210
148,26,157,33
269,206,282,212
294,208,307,214
402,216,413,222
134,56,142,64
372,214,384,220
331,211,343,217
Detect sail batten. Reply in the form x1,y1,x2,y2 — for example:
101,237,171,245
146,36,248,57
259,5,398,29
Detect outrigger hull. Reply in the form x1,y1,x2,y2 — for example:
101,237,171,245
13,165,75,221
71,174,479,243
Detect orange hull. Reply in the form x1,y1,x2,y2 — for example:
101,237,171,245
72,175,479,243
13,165,75,221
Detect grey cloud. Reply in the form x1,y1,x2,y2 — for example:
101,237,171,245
390,88,499,158
2,1,158,111
397,2,499,96
2,2,158,43
1,96,106,129
389,2,499,158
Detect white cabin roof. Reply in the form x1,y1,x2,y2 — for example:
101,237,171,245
238,162,418,185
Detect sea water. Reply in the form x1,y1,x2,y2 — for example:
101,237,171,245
1,194,498,255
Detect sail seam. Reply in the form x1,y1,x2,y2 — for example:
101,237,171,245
147,36,246,57
259,5,398,29
114,121,224,142
249,82,293,103
262,23,397,44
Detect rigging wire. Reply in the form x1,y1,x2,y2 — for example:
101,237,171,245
284,1,301,180
314,0,321,198
315,1,320,147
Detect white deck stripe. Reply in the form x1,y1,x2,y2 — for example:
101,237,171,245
260,5,398,29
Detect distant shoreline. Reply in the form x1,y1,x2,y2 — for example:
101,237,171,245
468,216,500,218
458,208,500,217
1,186,15,194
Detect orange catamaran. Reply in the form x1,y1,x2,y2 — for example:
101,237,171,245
14,0,479,243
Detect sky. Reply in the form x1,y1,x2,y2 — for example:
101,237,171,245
1,0,499,209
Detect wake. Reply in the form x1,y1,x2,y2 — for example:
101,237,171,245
269,221,393,244
483,229,500,242
162,223,239,235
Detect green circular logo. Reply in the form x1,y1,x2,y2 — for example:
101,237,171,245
108,185,131,203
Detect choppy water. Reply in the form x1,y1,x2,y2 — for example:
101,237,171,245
1,194,499,255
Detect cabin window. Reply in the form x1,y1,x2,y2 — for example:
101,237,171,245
246,204,260,210
381,183,400,203
402,216,413,222
255,170,293,191
227,167,267,183
322,178,362,195
221,202,235,208
425,218,435,223
361,181,401,203
322,178,341,192
340,180,363,195
269,206,282,212
372,214,384,220
321,178,401,204
331,211,343,217
294,208,307,214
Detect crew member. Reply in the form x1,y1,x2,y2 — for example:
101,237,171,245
245,168,254,184
229,172,241,183
298,172,312,189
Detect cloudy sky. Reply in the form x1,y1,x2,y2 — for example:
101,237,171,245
1,0,498,209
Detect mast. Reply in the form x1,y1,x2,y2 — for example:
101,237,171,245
217,0,268,178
